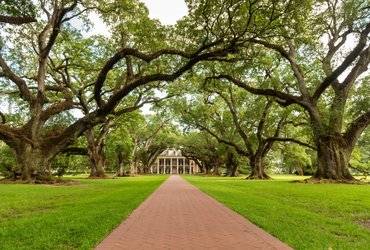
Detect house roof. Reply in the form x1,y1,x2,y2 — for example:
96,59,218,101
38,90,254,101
159,149,182,157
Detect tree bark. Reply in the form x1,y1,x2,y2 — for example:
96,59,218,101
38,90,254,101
6,142,56,183
0,15,37,25
117,162,126,176
296,162,303,176
212,161,221,175
85,129,107,179
225,161,239,177
0,112,106,183
246,157,271,179
116,153,127,177
288,165,294,175
203,161,211,174
225,151,239,177
137,164,144,174
130,160,138,175
312,135,354,181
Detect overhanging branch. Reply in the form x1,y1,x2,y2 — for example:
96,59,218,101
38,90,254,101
208,75,303,107
61,147,88,156
248,38,309,97
94,39,225,108
0,15,36,25
344,110,370,149
0,55,33,101
100,47,232,114
114,94,173,116
198,124,249,157
313,23,370,101
264,137,316,150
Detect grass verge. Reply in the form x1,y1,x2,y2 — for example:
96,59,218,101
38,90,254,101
183,175,370,250
0,175,167,249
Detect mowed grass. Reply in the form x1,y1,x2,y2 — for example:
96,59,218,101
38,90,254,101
183,175,370,250
0,175,167,250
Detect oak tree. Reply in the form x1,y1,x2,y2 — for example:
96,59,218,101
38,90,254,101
0,0,237,183
209,0,370,181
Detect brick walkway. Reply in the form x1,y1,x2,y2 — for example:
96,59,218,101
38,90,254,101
95,175,293,250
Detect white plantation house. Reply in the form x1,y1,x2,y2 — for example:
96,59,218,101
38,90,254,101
150,149,199,174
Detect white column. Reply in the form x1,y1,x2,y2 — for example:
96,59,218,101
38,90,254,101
177,158,179,175
163,158,166,174
150,165,153,174
157,158,160,174
166,158,168,174
170,158,173,174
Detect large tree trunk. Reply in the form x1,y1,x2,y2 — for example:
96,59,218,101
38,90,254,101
231,164,239,177
137,164,144,174
87,150,106,178
9,143,55,183
116,153,127,177
288,164,294,174
0,112,106,183
203,161,211,174
225,164,239,177
225,152,239,177
212,161,221,175
246,156,270,179
129,138,139,175
312,135,354,181
117,162,125,177
296,162,303,176
86,129,107,179
307,98,361,182
130,160,138,175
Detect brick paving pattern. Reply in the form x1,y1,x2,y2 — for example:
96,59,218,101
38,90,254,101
95,175,293,250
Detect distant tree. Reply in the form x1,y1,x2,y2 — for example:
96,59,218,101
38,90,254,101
349,129,370,177
105,112,142,177
177,81,314,179
223,147,240,177
0,142,15,177
178,131,226,175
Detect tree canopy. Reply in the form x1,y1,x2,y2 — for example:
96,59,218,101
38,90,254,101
0,0,369,182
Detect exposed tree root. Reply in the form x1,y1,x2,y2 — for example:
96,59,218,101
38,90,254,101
245,173,272,180
0,176,79,185
116,173,129,177
195,173,222,177
88,171,108,179
293,177,369,185
358,219,370,229
87,175,108,179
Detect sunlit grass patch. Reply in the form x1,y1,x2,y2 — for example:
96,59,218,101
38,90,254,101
183,175,370,250
0,175,167,249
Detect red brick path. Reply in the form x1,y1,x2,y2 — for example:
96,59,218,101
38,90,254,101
95,175,293,250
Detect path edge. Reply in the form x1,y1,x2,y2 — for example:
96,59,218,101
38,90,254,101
179,175,294,250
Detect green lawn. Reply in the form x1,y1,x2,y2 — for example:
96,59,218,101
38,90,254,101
0,175,167,250
183,175,370,250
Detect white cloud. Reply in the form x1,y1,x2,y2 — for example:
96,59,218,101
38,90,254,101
87,12,111,37
141,0,188,25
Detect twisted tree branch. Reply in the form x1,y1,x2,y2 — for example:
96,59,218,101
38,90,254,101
0,15,36,24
